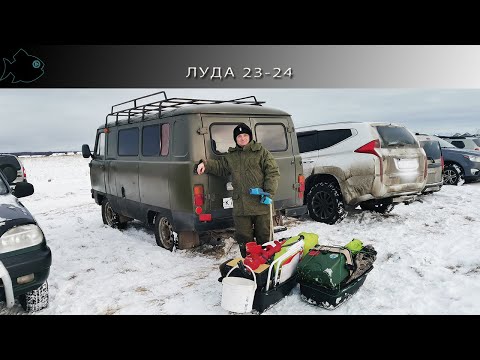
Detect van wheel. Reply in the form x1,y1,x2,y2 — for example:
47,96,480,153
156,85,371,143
19,282,49,312
307,182,346,224
154,216,175,251
443,164,464,186
360,202,395,214
102,198,127,229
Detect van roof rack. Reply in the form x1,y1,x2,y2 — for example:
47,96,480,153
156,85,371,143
105,91,265,127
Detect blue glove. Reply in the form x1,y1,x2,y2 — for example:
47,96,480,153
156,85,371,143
261,195,272,205
249,188,271,197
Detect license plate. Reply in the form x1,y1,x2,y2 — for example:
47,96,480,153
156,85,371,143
397,158,418,170
223,197,233,209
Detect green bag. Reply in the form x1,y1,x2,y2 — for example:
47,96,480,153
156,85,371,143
297,245,354,289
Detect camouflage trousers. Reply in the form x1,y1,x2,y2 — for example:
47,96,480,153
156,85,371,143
233,213,272,258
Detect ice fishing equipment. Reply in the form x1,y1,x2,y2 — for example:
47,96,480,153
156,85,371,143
243,240,282,270
221,263,257,313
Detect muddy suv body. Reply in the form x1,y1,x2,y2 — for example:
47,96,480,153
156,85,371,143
297,122,427,224
83,92,307,250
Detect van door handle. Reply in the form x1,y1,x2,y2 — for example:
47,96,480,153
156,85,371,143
302,160,314,164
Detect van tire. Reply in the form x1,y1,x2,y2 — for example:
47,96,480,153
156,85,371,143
102,198,127,229
19,281,49,312
306,182,346,224
360,202,395,214
443,164,464,186
154,216,175,251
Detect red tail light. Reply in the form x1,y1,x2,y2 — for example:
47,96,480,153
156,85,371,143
298,175,305,199
441,156,444,170
22,166,27,179
193,185,204,206
355,140,383,181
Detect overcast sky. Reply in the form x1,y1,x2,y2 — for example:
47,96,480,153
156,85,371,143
1,89,480,152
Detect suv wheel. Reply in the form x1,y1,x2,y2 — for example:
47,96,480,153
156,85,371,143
102,198,127,229
19,281,49,312
443,164,465,186
154,216,175,251
307,182,346,224
360,202,395,214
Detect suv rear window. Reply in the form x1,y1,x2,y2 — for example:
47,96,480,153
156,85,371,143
376,126,417,146
297,131,318,153
473,139,480,146
420,141,441,158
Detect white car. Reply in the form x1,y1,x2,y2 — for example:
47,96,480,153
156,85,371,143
442,137,480,152
297,122,427,224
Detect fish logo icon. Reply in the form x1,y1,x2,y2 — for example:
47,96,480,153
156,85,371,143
0,49,45,83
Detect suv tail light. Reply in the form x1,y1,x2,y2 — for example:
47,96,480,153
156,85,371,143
298,175,305,199
355,140,383,181
22,166,27,180
475,147,480,151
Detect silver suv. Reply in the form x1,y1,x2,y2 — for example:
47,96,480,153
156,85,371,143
297,122,427,224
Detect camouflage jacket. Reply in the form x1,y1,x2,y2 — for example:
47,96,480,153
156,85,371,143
204,141,280,216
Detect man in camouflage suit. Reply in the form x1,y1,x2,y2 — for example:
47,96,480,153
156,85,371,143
196,123,280,257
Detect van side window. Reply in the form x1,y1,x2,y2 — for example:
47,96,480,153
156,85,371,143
318,129,352,150
95,132,106,158
118,128,139,156
211,124,238,154
142,124,160,156
161,124,170,156
297,131,318,153
255,124,287,152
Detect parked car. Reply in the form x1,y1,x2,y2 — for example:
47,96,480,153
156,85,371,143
0,169,51,312
82,92,307,250
0,154,27,185
425,136,480,185
296,122,427,224
415,134,444,193
441,136,480,151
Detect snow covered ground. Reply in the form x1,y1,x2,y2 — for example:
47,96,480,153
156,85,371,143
1,155,480,315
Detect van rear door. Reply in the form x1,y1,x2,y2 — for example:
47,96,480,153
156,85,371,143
374,125,427,192
251,118,301,210
200,116,248,216
91,130,106,194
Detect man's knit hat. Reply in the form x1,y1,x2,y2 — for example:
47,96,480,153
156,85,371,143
233,123,253,142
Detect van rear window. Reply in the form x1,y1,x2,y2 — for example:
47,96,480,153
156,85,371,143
211,124,238,154
255,124,287,152
420,141,441,158
376,126,416,146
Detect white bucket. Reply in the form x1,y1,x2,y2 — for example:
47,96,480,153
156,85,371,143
221,264,257,313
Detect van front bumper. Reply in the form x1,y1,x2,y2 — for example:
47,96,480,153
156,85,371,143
0,246,52,307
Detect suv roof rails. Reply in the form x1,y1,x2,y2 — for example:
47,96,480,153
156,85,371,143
105,91,265,127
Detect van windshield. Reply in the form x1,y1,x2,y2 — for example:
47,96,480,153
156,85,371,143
375,126,416,146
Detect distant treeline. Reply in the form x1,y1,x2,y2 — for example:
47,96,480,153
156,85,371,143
9,151,80,157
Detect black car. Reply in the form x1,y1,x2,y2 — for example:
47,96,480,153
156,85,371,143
0,170,51,312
